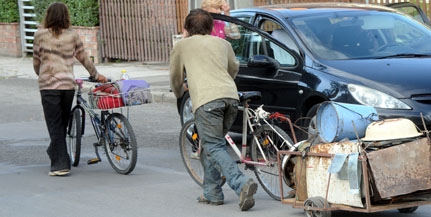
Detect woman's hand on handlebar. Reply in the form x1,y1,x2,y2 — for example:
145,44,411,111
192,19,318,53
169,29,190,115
97,74,108,83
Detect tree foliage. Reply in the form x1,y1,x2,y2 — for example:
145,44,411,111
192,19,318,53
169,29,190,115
34,0,99,26
0,0,19,23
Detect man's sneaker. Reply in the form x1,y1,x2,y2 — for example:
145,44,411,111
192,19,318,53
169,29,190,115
239,178,258,211
48,169,70,176
196,195,224,205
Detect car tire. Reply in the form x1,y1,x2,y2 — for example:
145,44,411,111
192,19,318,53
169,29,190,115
179,91,194,125
306,104,319,138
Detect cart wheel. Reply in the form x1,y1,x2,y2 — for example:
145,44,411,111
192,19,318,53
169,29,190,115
304,196,331,217
398,206,418,213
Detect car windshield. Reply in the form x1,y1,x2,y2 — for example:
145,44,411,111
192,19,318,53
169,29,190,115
290,10,431,60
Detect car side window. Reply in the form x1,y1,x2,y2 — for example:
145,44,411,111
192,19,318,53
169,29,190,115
389,4,430,25
396,6,424,23
222,14,297,67
258,19,297,66
236,16,251,24
225,21,271,64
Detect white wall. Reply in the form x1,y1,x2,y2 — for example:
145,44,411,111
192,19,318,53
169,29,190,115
235,0,254,9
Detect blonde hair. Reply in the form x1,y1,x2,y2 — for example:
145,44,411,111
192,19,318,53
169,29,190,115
201,0,226,10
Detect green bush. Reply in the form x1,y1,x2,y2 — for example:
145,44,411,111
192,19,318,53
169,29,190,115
34,0,99,27
0,0,19,23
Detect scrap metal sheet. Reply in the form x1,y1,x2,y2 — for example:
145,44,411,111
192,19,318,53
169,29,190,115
306,141,364,207
367,138,431,198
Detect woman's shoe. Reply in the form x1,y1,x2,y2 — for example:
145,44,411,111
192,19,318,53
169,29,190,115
48,169,70,176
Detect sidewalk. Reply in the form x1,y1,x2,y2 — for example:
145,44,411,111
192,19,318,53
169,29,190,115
0,56,176,103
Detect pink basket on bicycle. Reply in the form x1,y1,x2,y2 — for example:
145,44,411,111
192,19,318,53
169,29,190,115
89,80,152,109
89,83,125,109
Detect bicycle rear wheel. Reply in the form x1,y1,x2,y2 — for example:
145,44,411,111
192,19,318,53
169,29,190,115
179,119,204,187
67,109,82,167
104,113,137,175
251,124,295,200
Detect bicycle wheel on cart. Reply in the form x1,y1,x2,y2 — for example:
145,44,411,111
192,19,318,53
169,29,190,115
67,108,82,167
104,113,137,175
251,124,296,200
179,119,204,187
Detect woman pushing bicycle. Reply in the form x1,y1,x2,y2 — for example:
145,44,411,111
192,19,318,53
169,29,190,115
33,2,107,176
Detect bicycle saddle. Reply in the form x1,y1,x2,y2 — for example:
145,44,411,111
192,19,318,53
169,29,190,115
238,91,262,103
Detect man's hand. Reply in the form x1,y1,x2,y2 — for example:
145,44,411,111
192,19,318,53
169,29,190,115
182,82,189,92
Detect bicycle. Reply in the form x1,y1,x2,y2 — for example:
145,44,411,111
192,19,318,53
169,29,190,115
179,91,300,201
66,78,138,175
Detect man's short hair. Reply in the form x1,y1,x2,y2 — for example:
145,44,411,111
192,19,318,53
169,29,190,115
184,9,214,36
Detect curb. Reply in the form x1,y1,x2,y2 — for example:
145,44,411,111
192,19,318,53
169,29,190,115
151,91,177,104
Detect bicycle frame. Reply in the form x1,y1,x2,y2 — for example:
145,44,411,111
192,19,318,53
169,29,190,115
224,102,297,167
69,79,107,143
179,93,301,199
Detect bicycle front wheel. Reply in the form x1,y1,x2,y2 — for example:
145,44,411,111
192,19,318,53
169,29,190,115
104,113,137,175
67,109,82,167
179,119,204,187
251,124,295,200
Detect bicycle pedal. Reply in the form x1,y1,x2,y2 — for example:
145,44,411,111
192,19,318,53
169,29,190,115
93,142,102,147
87,158,101,165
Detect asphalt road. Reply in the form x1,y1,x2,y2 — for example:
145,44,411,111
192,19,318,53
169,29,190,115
0,78,430,217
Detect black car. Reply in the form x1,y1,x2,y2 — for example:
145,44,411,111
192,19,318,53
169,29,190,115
178,3,431,140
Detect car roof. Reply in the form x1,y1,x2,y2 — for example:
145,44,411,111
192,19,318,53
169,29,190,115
233,3,399,18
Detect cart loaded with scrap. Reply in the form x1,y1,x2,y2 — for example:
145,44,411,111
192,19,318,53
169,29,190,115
278,102,431,217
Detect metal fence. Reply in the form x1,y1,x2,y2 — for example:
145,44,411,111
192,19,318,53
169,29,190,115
99,0,180,63
18,0,37,56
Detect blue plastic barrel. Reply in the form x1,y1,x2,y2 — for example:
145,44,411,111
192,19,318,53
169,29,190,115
316,102,379,143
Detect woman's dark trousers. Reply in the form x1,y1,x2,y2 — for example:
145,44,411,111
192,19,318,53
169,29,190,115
40,90,75,171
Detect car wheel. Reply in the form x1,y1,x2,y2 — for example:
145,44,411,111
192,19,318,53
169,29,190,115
180,92,194,125
306,104,319,137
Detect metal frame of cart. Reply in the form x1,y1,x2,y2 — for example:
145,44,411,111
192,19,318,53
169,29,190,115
277,143,431,217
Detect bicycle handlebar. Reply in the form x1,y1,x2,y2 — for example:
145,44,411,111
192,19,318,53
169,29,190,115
75,77,112,89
